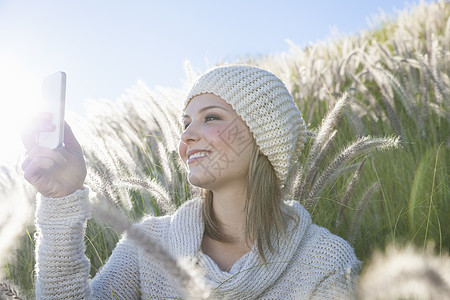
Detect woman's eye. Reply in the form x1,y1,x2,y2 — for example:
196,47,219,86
205,115,220,122
183,123,190,130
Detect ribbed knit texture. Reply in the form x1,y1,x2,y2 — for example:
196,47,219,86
35,188,92,299
184,65,307,185
35,189,361,299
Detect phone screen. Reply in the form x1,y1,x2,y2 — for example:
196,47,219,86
38,71,66,149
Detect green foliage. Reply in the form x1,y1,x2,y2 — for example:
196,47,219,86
2,228,35,299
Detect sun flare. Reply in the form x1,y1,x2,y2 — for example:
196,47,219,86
0,55,40,165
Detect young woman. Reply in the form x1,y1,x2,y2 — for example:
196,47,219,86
22,65,360,299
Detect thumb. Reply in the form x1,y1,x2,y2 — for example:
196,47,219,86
63,122,83,154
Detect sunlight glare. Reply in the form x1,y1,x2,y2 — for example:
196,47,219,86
0,55,40,165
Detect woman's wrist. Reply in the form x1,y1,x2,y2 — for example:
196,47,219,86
36,187,90,223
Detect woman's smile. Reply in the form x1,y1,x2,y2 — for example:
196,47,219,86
187,150,211,164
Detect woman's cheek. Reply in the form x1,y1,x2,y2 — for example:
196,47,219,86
178,141,187,162
204,125,224,139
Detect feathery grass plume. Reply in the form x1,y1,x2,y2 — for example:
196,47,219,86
297,129,337,202
183,60,203,92
358,245,450,300
397,58,426,136
362,58,405,136
419,59,431,118
284,162,303,201
184,60,196,88
155,138,174,187
339,48,365,79
136,82,182,153
347,182,379,245
380,93,403,138
349,73,380,119
307,92,351,171
336,158,366,231
92,201,210,299
429,33,445,92
74,125,138,210
344,101,369,136
0,281,23,300
117,84,190,197
284,128,316,199
116,177,176,215
71,83,191,214
375,63,418,120
307,136,399,206
416,52,448,109
86,165,131,210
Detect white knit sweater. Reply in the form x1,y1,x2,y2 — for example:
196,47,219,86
35,188,361,299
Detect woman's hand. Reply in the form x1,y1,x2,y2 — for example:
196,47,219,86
21,113,87,198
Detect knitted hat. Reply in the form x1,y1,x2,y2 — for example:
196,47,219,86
183,65,306,185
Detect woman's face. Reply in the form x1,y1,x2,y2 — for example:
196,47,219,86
179,93,254,191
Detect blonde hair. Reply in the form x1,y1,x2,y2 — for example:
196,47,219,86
202,141,298,262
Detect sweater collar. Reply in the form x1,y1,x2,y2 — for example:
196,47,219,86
167,197,205,257
168,198,312,298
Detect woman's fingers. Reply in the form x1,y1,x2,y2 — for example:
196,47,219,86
20,112,55,150
22,146,67,171
22,156,57,187
24,156,55,173
21,114,83,157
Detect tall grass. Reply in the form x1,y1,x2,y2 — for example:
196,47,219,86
252,0,449,260
1,1,449,298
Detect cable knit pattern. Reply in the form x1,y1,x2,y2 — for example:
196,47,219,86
35,188,361,299
184,65,307,185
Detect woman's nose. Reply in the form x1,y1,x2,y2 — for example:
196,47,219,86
180,122,200,144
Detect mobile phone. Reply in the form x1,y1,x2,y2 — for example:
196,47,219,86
38,71,66,149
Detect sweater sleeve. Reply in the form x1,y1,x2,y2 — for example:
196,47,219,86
90,234,141,299
35,188,92,299
310,230,361,300
35,188,141,300
311,258,361,300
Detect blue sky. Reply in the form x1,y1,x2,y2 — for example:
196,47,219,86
0,0,430,116
0,0,432,164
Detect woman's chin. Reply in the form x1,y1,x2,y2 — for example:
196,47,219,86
188,173,217,190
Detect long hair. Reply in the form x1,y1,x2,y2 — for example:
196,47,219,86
202,141,298,262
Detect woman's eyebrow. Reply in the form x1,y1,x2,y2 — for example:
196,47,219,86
183,105,229,119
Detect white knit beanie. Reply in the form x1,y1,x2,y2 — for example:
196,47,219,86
183,65,306,185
